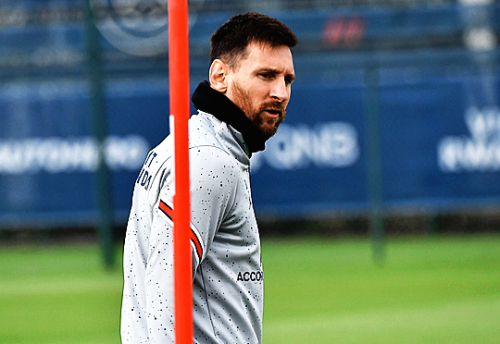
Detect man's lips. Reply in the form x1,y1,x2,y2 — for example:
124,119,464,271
263,109,282,118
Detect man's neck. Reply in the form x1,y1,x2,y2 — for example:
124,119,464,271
191,81,268,153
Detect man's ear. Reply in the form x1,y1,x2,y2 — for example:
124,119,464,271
209,59,229,93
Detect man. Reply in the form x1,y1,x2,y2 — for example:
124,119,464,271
121,12,297,344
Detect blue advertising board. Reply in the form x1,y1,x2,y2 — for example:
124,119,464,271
0,78,169,227
2,69,500,227
380,75,500,210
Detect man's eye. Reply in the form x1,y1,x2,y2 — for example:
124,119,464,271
260,72,277,80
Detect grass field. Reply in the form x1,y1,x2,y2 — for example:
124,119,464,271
1,234,499,344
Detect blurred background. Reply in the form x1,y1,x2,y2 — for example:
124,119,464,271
1,0,500,343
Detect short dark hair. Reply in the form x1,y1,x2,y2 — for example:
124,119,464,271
210,12,298,70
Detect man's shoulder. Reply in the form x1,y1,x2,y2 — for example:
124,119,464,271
188,114,246,177
190,111,251,167
189,113,221,147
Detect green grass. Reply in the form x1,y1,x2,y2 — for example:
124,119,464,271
1,234,499,344
263,235,500,344
0,245,122,344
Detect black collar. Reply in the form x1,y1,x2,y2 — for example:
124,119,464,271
191,81,267,153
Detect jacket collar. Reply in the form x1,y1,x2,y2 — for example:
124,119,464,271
191,81,267,153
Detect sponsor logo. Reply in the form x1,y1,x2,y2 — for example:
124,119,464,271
90,0,204,56
438,106,500,173
237,271,264,282
0,135,149,174
251,122,360,172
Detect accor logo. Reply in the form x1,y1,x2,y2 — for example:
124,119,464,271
237,271,263,282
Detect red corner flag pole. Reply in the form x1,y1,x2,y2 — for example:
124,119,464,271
168,0,192,344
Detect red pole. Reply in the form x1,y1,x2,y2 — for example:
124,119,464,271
168,1,192,344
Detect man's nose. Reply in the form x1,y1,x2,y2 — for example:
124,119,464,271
270,78,290,102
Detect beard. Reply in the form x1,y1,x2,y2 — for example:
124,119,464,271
231,82,286,139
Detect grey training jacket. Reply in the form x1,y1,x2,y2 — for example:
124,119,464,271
121,111,263,344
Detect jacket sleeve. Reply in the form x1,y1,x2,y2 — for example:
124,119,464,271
144,145,239,343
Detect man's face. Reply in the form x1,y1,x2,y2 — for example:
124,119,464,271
225,41,295,139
